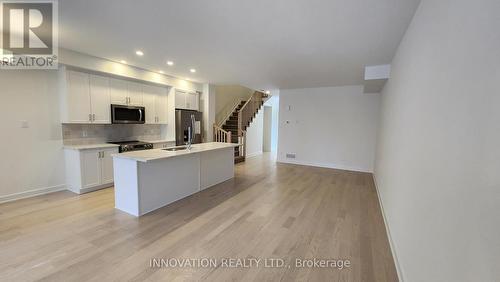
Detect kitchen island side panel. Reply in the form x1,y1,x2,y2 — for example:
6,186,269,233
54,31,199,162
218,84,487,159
138,153,201,216
200,147,234,190
113,158,140,216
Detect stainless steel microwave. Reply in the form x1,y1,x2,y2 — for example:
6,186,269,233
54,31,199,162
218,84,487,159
111,105,145,124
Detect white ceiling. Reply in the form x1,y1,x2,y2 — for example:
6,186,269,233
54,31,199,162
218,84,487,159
59,0,420,90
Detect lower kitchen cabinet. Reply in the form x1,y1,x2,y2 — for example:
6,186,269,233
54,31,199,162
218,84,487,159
64,147,119,194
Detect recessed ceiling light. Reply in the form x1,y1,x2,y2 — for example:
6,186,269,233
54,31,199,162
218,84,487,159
190,68,196,73
159,70,164,74
185,78,190,81
120,60,127,64
265,90,271,94
167,61,174,66
135,50,144,56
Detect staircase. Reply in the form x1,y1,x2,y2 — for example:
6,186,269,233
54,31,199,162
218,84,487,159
214,91,268,163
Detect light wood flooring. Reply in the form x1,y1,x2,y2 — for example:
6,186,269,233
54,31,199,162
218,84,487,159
0,153,397,281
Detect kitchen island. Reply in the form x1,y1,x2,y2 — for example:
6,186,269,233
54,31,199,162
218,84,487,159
112,142,238,216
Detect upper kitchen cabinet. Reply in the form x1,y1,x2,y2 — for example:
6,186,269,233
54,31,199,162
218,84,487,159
127,81,144,106
89,75,111,124
109,78,128,105
60,69,111,124
64,70,92,123
186,92,199,111
175,89,199,111
175,89,186,109
109,79,143,106
59,67,171,124
143,84,168,124
156,88,168,123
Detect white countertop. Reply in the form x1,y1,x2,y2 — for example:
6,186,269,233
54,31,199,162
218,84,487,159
112,142,238,162
146,139,176,144
63,143,120,150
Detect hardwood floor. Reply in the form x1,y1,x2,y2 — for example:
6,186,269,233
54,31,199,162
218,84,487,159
0,154,397,282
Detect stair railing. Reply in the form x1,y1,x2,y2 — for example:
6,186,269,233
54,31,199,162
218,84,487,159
216,98,243,127
235,91,266,160
238,129,246,158
213,124,232,143
237,91,266,134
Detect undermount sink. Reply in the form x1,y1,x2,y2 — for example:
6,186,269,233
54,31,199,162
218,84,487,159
163,146,188,151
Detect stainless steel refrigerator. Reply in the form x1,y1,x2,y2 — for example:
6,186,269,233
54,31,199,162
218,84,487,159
175,109,203,146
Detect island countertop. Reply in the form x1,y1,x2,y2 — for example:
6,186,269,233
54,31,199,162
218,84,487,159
111,142,238,162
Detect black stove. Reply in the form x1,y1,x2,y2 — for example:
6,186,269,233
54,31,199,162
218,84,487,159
109,140,153,153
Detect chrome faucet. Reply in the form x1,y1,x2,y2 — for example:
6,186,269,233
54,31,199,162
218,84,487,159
187,126,192,150
186,114,196,150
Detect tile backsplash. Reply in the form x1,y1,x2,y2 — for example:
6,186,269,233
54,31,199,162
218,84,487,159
62,124,165,145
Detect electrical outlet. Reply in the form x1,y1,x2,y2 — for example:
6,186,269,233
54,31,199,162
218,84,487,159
286,153,296,159
82,130,88,137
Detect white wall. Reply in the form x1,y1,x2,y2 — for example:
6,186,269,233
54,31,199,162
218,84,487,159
278,86,380,172
263,106,272,152
374,0,500,281
0,70,66,201
214,85,254,123
244,108,264,158
201,83,216,142
264,93,280,154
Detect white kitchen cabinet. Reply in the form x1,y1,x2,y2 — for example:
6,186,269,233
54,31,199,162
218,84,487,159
156,88,169,123
175,89,199,111
81,149,101,189
66,70,92,123
142,87,157,124
89,75,111,123
101,149,116,185
60,68,168,124
186,92,199,111
144,84,168,124
61,70,111,124
127,81,144,106
109,78,129,105
110,80,143,106
64,147,119,194
175,89,187,109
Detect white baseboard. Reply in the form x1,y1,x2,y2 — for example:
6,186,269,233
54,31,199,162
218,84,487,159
246,151,263,158
277,158,372,173
79,183,114,194
0,184,66,204
372,174,404,282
